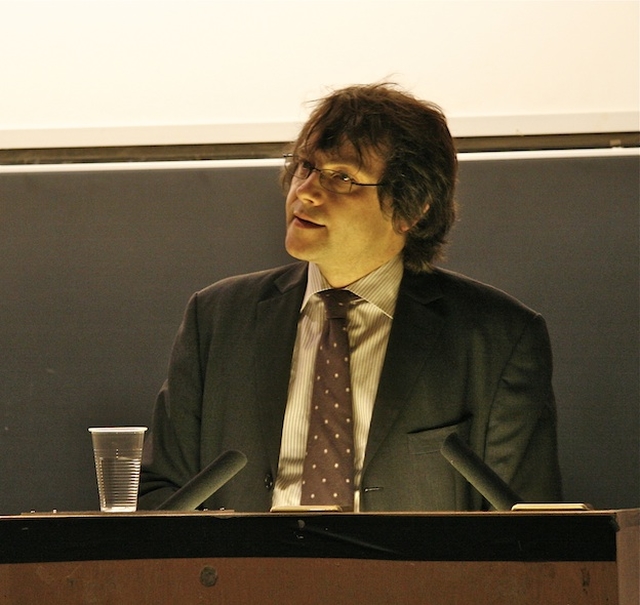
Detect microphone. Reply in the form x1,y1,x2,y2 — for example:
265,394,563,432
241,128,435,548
440,433,521,511
156,450,248,511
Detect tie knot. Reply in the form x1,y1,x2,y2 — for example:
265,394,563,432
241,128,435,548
319,289,355,319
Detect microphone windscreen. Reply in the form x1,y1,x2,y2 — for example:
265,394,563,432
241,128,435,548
156,450,248,511
440,433,521,511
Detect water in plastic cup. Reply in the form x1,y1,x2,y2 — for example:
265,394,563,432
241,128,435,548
89,427,147,512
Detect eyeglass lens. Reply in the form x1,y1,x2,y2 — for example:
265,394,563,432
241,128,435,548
285,156,352,194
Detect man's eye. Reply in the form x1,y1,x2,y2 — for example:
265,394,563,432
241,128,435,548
328,170,352,183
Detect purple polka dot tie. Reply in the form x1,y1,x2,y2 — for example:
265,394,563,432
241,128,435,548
301,289,356,510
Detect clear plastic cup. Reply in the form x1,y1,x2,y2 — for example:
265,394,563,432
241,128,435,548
89,426,147,512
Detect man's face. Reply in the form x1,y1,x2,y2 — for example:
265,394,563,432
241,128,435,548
284,145,406,287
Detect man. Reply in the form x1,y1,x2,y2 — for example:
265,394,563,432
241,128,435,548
139,83,562,512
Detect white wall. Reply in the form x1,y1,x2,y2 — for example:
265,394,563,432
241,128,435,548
1,0,638,148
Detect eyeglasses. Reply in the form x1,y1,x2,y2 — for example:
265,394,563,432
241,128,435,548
283,154,383,195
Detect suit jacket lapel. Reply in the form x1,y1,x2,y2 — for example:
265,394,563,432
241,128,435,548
363,270,445,470
254,263,307,474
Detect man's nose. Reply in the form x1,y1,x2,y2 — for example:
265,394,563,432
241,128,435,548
295,170,324,201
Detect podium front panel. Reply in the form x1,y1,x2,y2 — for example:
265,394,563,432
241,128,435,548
0,510,636,605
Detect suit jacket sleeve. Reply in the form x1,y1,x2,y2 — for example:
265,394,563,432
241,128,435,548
482,311,562,504
139,291,205,509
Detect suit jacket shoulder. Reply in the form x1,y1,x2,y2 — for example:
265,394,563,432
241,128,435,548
195,261,307,307
405,266,541,320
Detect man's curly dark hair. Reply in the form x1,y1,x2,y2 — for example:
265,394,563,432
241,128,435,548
282,83,458,272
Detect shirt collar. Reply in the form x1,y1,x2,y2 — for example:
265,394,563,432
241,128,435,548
301,255,404,319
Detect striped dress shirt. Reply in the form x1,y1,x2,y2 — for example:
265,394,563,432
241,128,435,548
271,255,404,511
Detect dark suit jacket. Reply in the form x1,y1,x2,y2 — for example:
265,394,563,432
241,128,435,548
139,262,562,511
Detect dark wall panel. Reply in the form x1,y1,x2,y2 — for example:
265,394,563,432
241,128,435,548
0,154,637,514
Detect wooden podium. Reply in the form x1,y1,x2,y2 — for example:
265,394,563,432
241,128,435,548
0,509,637,604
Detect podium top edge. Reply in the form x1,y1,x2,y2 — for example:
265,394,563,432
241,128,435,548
4,508,638,521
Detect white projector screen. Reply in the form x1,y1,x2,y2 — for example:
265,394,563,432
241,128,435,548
0,0,638,149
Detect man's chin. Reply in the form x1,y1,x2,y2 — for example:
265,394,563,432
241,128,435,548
284,239,322,264
285,230,320,260
284,245,311,262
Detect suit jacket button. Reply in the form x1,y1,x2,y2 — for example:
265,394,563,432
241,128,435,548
264,473,274,491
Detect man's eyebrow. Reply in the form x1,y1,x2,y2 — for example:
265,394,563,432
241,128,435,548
298,146,374,174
